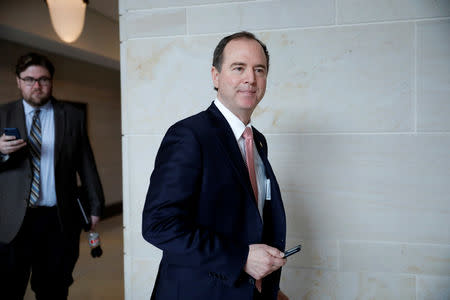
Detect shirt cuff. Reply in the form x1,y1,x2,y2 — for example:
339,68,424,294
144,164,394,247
0,153,10,162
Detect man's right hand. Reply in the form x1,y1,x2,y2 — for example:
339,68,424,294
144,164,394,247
244,244,286,280
0,134,26,155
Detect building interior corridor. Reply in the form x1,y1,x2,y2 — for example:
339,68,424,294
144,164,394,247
24,215,124,300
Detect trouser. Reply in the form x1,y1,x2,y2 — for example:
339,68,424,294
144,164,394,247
0,206,80,300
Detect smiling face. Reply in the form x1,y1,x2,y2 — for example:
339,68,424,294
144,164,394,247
211,38,268,125
16,65,53,107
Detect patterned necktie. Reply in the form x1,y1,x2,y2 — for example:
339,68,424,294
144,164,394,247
243,127,258,204
243,127,263,293
29,109,41,206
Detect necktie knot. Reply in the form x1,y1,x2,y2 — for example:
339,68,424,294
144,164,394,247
33,109,41,120
242,127,253,140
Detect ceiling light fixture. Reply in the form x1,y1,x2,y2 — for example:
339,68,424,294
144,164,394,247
45,0,89,43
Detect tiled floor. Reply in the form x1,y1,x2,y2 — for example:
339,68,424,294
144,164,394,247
24,215,124,300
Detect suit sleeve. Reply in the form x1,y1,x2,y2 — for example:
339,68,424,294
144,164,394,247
76,110,105,217
142,123,249,287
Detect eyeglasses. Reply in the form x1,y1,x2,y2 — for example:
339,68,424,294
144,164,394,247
19,76,52,86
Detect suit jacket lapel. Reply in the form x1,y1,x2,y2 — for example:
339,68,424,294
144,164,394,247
253,129,271,179
13,100,27,140
52,99,65,166
206,103,255,202
253,130,279,202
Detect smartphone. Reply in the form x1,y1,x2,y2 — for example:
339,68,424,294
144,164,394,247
283,244,301,258
4,128,21,139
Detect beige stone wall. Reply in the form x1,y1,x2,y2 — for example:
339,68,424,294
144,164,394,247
0,39,122,207
120,1,450,299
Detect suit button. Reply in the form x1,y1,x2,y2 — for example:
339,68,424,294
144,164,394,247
248,277,255,285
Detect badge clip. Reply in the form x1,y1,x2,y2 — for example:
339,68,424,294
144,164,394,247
265,179,271,200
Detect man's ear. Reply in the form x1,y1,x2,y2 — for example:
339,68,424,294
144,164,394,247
211,66,219,90
16,76,21,89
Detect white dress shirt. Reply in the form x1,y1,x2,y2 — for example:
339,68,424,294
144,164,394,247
214,99,266,219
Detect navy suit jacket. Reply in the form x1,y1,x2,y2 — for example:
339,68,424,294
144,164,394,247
142,103,286,300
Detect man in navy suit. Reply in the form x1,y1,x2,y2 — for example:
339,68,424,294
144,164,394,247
142,31,289,300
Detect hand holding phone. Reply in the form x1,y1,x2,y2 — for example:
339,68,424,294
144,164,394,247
4,128,21,139
283,244,301,258
1,128,26,155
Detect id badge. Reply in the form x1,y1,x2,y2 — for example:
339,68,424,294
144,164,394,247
265,179,271,200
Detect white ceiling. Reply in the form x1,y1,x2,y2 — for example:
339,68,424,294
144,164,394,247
89,0,119,22
0,0,120,69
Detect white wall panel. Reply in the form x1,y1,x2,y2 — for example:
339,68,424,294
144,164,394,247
120,0,450,298
121,9,186,40
124,24,415,134
269,134,450,243
124,36,217,134
417,20,450,131
187,0,335,34
341,241,450,275
122,135,163,299
417,275,450,300
129,258,159,300
123,0,253,10
280,268,416,299
260,23,414,133
338,0,450,24
285,238,339,270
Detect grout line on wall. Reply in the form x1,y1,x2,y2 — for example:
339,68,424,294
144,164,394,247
414,16,450,23
284,264,445,278
336,239,341,271
415,131,450,135
122,131,450,137
335,0,339,25
120,135,130,234
123,17,450,42
124,0,272,13
283,265,339,272
125,34,197,41
122,134,165,137
185,8,189,36
414,22,418,134
184,7,190,37
126,7,185,13
415,274,418,299
119,42,128,133
337,239,450,247
337,16,450,27
263,132,450,136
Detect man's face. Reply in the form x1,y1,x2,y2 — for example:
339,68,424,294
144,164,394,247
212,38,267,124
16,65,53,107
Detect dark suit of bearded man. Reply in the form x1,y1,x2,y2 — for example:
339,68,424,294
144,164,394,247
142,32,289,300
0,53,104,300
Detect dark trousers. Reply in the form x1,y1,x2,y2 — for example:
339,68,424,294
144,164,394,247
0,207,80,300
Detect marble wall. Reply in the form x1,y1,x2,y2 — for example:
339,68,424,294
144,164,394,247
119,1,450,299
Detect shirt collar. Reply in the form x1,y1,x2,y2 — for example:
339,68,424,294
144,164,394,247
22,99,53,116
214,98,252,141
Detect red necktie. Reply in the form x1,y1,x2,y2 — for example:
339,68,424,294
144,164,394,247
243,127,262,293
243,127,258,204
